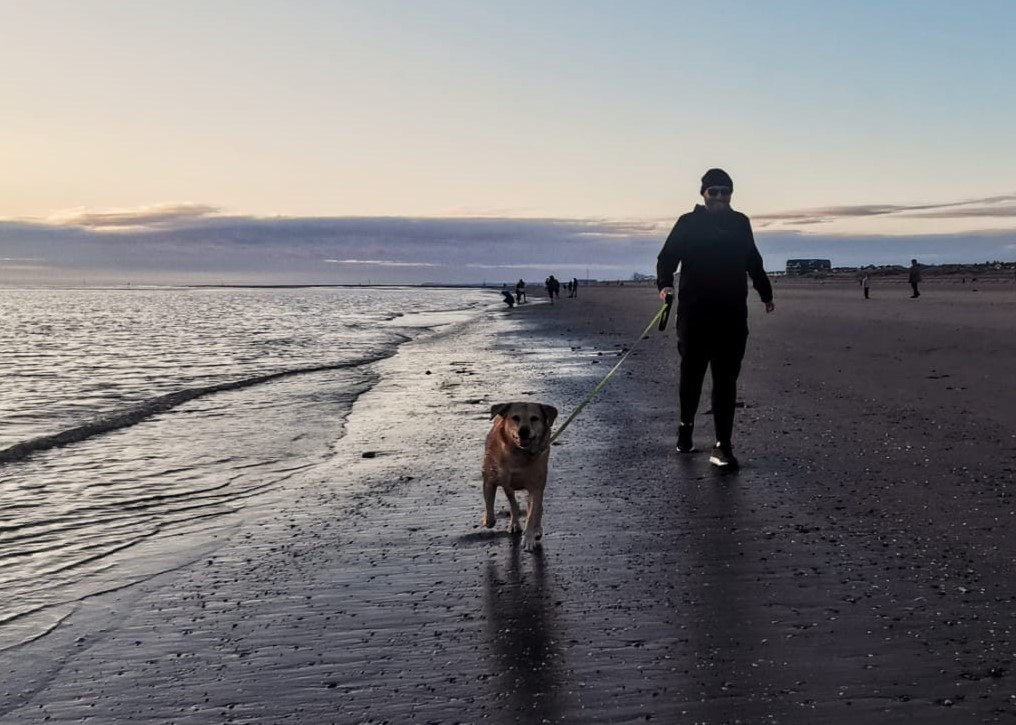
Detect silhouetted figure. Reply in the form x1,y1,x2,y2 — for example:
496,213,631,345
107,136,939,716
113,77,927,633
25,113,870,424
546,275,560,302
656,167,774,471
569,278,578,298
862,272,870,299
909,259,922,298
515,279,527,303
501,289,515,308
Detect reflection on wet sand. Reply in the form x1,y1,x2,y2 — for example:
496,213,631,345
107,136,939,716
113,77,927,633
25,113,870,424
688,477,773,720
483,539,563,722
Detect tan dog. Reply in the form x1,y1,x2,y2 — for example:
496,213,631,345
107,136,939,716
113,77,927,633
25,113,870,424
482,402,558,551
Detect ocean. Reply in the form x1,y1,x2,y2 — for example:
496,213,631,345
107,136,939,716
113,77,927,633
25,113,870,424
0,285,494,652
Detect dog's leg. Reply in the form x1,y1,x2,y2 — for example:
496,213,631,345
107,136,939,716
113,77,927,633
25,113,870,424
481,476,497,528
523,489,545,551
503,486,522,534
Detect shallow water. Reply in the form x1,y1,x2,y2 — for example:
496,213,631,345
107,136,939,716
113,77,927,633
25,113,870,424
0,286,492,650
0,287,484,447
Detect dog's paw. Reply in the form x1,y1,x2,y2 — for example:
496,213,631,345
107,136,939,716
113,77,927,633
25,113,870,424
508,520,522,534
522,533,542,552
482,513,495,529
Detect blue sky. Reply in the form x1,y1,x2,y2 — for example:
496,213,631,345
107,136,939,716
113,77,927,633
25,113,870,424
2,1,1015,284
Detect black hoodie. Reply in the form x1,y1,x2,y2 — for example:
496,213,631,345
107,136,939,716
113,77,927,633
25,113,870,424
656,205,773,330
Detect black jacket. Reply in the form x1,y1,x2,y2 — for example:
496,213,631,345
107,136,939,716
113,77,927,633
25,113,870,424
656,205,773,327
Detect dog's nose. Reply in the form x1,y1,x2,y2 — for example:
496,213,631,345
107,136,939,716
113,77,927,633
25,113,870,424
519,426,531,440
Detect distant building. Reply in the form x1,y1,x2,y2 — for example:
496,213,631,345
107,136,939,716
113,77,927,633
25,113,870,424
786,258,832,275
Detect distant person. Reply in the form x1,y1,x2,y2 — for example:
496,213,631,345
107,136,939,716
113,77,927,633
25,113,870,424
545,275,555,304
909,259,922,298
569,278,578,298
656,168,775,470
515,279,527,303
501,288,515,308
862,272,871,299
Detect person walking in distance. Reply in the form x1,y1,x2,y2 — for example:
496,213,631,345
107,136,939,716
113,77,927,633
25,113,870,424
862,271,871,299
545,275,558,304
909,259,922,298
515,278,527,303
656,168,775,470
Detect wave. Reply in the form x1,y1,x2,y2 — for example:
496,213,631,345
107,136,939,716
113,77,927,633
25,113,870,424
0,353,391,467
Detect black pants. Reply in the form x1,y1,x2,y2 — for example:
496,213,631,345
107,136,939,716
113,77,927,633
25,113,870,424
910,282,920,297
677,323,747,447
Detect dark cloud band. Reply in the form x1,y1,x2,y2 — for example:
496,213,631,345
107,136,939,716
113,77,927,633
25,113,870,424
1,211,1014,285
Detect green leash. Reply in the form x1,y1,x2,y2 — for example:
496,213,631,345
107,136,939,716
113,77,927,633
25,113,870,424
548,300,671,445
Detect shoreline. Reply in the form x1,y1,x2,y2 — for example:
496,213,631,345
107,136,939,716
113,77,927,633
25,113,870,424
4,269,1014,293
3,286,1016,723
0,293,492,670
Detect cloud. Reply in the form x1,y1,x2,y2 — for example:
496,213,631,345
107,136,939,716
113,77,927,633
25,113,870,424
0,210,667,285
324,259,441,267
465,262,628,270
2,206,1015,285
755,194,1016,226
753,228,1016,268
45,203,223,231
903,202,1016,219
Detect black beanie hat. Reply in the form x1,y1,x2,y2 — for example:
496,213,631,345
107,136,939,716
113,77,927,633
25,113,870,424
700,168,733,195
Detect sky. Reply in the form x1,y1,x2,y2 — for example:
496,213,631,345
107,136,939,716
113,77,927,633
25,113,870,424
2,0,1016,285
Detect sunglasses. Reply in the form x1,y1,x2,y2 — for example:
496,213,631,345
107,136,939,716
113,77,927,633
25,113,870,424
705,187,732,198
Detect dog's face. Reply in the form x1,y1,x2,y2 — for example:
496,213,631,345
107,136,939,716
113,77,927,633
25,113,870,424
490,402,558,452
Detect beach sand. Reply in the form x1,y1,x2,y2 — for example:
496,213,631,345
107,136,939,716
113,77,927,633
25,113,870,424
4,280,1016,724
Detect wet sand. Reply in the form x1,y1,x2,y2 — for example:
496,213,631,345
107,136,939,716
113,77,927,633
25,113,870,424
4,280,1016,723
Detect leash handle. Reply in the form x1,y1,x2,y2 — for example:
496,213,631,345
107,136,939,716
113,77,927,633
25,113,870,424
658,293,673,331
549,301,669,446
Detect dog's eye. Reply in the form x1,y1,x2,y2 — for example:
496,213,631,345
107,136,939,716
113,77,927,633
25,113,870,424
511,415,521,422
530,416,540,423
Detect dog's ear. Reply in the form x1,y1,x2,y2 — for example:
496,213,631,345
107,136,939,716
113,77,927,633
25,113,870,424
490,403,512,420
540,404,559,427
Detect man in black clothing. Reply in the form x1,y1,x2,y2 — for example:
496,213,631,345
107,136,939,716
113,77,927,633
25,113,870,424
656,168,774,470
908,259,921,298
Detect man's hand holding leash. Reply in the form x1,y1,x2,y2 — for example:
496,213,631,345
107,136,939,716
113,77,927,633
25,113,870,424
660,286,775,314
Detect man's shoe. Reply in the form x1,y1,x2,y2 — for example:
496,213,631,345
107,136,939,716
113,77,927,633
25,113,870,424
709,443,739,470
676,423,695,453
